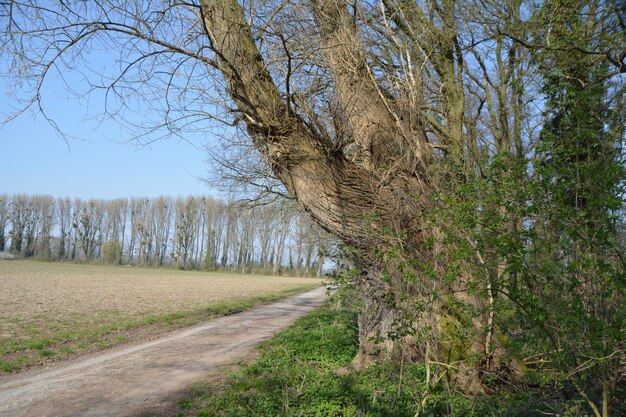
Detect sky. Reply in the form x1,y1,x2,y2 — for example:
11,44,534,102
0,2,227,202
0,81,218,201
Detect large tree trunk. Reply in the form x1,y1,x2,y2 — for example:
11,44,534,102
201,0,498,391
352,270,398,368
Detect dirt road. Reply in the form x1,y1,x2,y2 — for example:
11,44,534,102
0,287,327,417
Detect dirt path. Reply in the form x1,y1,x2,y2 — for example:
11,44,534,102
0,287,327,417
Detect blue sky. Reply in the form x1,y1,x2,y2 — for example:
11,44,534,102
0,83,217,201
0,5,238,201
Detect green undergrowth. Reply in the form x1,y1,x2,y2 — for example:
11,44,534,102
0,286,317,373
176,296,595,417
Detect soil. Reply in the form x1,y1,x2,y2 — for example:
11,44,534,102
0,287,327,417
0,261,321,325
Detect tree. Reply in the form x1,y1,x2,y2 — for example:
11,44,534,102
0,194,9,252
33,195,55,259
202,197,225,270
103,198,129,264
526,1,625,413
272,206,294,276
256,204,279,272
152,196,173,266
56,197,72,260
75,199,104,260
8,195,27,255
174,196,199,269
135,198,154,265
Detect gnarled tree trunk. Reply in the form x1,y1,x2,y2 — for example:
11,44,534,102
201,0,497,391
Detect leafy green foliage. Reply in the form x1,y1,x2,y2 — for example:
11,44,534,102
523,2,626,410
428,145,625,411
101,240,123,264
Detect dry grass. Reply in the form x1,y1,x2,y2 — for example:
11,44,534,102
0,260,322,372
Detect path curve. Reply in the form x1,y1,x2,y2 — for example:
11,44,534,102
0,287,327,417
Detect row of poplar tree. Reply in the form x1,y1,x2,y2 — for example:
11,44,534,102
0,194,328,275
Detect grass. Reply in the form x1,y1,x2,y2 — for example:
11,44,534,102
178,298,361,417
0,260,321,373
174,294,605,417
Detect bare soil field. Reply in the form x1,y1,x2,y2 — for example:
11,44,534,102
0,260,321,373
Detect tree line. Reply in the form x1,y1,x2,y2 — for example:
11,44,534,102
0,194,328,275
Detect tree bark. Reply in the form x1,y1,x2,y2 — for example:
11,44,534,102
201,0,426,253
